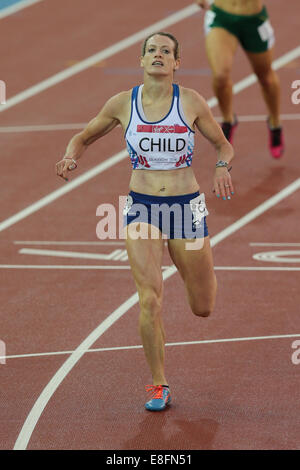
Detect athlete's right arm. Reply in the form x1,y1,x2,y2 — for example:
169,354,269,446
56,92,129,180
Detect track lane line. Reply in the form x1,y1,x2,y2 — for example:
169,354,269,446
1,265,300,270
0,0,44,19
0,4,199,113
13,177,300,450
2,43,300,234
3,333,300,361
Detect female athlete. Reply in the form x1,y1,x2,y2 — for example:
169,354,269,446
56,32,234,411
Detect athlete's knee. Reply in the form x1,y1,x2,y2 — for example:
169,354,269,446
192,305,213,318
256,68,278,87
139,286,162,317
213,69,232,88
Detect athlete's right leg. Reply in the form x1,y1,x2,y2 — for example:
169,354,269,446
205,27,239,123
125,223,167,386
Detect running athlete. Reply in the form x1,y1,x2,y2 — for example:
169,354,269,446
195,0,284,158
56,32,234,411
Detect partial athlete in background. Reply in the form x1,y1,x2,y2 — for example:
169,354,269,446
196,0,284,158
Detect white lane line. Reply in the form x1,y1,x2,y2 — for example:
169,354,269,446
18,247,128,261
1,265,300,271
0,0,44,19
13,177,300,450
3,333,300,361
2,44,300,235
215,113,300,123
1,113,300,133
211,179,300,246
0,123,87,132
0,149,128,233
0,4,200,113
0,265,172,270
250,243,300,247
14,241,126,245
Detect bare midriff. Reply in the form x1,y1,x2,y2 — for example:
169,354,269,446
214,0,263,15
129,166,200,196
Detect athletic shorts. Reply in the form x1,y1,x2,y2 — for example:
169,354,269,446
123,191,209,239
204,4,275,53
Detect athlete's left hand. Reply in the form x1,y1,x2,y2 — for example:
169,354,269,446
213,167,234,200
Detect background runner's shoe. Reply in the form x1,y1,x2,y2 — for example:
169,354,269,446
145,385,171,411
221,115,238,144
267,118,284,159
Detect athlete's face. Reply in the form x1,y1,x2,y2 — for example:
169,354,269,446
140,35,180,76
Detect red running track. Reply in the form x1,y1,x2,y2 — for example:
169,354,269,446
0,0,300,451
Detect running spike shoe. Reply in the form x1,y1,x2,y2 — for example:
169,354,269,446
145,385,171,411
221,115,238,144
267,118,284,159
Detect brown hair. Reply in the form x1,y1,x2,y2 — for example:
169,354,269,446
141,32,180,60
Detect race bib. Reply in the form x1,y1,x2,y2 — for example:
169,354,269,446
189,193,209,227
204,10,216,35
258,19,274,42
123,195,133,215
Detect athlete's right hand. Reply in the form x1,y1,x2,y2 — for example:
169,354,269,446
195,0,211,9
56,157,77,181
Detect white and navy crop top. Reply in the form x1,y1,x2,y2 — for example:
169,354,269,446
125,84,195,170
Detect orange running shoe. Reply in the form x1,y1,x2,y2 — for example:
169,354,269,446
145,385,171,411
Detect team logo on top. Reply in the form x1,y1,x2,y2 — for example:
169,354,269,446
137,125,187,134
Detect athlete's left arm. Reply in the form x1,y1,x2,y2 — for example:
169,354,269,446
183,88,235,199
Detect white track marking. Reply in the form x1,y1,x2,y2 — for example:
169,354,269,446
1,113,300,134
250,243,300,247
1,265,300,271
253,251,300,263
3,333,300,361
1,47,300,235
1,43,300,233
0,4,199,113
13,176,300,450
215,113,300,123
1,113,300,133
0,149,128,233
0,123,87,132
0,265,172,270
19,247,129,261
211,179,300,246
0,0,44,19
6,10,300,449
14,241,126,245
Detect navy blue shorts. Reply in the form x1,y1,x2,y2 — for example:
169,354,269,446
123,191,209,239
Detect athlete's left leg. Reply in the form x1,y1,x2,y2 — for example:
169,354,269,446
167,236,217,317
246,48,281,128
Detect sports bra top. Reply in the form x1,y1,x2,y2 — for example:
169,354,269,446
125,83,195,170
